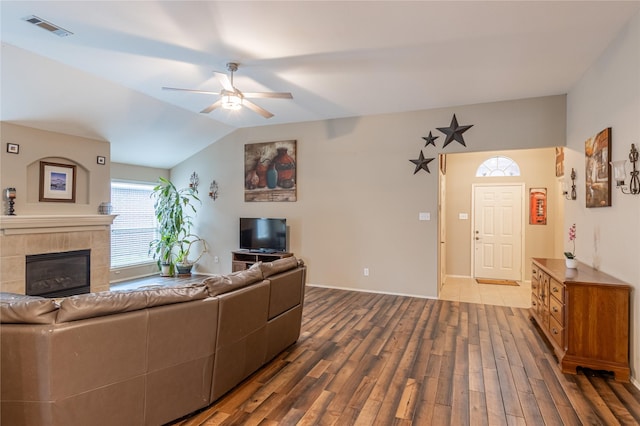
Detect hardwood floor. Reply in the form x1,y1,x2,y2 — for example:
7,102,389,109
170,286,640,425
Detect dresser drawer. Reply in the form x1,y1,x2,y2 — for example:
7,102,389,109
532,264,540,280
549,295,564,325
549,278,564,303
549,316,564,348
531,276,539,296
531,293,541,315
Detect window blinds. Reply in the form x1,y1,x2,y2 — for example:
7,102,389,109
110,181,158,268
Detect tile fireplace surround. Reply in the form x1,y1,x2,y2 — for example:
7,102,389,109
0,215,116,295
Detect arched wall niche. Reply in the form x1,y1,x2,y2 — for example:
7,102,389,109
26,157,90,205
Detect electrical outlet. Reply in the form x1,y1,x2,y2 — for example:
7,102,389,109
214,256,219,263
364,268,369,276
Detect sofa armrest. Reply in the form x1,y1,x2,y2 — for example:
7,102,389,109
203,262,264,296
260,256,299,278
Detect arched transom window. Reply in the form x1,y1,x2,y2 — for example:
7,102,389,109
475,155,521,177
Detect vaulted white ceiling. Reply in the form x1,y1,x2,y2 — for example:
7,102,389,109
1,1,638,168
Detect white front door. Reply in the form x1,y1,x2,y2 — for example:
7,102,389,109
473,184,523,281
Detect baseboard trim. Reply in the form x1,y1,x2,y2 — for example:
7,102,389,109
306,283,437,300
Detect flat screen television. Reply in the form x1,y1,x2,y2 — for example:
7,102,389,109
239,218,287,253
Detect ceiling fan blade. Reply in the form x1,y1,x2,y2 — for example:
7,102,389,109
213,71,234,92
242,92,293,99
200,100,222,114
243,100,274,118
163,87,219,95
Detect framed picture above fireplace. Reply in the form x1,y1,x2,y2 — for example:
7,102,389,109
39,161,76,203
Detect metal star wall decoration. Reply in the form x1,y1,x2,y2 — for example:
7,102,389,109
422,131,439,147
409,150,435,174
437,114,474,148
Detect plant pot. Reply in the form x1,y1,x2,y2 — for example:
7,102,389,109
160,263,173,277
176,263,193,275
565,258,578,269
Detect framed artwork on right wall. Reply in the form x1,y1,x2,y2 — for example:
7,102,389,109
585,127,612,208
555,147,564,177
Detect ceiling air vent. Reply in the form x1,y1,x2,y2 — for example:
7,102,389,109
22,15,73,37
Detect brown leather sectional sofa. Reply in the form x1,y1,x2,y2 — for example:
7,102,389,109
0,256,306,426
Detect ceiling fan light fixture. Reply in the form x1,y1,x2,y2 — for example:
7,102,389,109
221,93,242,110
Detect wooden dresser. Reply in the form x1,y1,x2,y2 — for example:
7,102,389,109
530,258,631,382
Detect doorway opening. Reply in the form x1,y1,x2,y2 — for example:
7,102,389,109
437,148,562,307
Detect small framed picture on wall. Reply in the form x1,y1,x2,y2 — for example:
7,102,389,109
6,143,19,154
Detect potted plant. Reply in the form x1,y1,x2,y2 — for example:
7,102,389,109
175,234,208,275
149,177,205,276
153,233,178,276
564,223,577,269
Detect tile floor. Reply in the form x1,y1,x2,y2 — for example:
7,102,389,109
439,275,531,308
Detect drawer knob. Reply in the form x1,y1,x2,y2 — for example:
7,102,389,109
553,307,558,312
553,287,559,292
552,328,558,335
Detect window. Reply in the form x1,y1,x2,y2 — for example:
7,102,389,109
110,181,158,268
476,155,521,177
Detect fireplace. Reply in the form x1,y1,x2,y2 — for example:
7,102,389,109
26,249,91,298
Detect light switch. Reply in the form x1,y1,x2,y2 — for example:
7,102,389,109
459,213,469,220
419,212,430,221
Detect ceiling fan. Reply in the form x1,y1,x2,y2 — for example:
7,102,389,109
162,62,293,118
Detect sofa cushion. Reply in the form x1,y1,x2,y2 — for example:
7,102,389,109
203,262,264,297
56,284,209,323
260,256,299,278
0,293,58,324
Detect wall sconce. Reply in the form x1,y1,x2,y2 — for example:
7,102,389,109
189,172,200,190
209,180,219,200
5,187,16,215
563,168,577,200
610,143,639,195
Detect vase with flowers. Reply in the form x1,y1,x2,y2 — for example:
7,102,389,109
564,223,578,269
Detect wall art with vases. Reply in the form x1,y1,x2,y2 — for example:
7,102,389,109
244,140,297,202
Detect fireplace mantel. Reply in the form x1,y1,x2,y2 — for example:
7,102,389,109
0,215,117,235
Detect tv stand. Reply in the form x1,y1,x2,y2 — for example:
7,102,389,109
232,250,293,272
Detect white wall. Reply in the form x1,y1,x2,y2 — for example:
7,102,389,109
566,10,640,385
171,95,565,299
